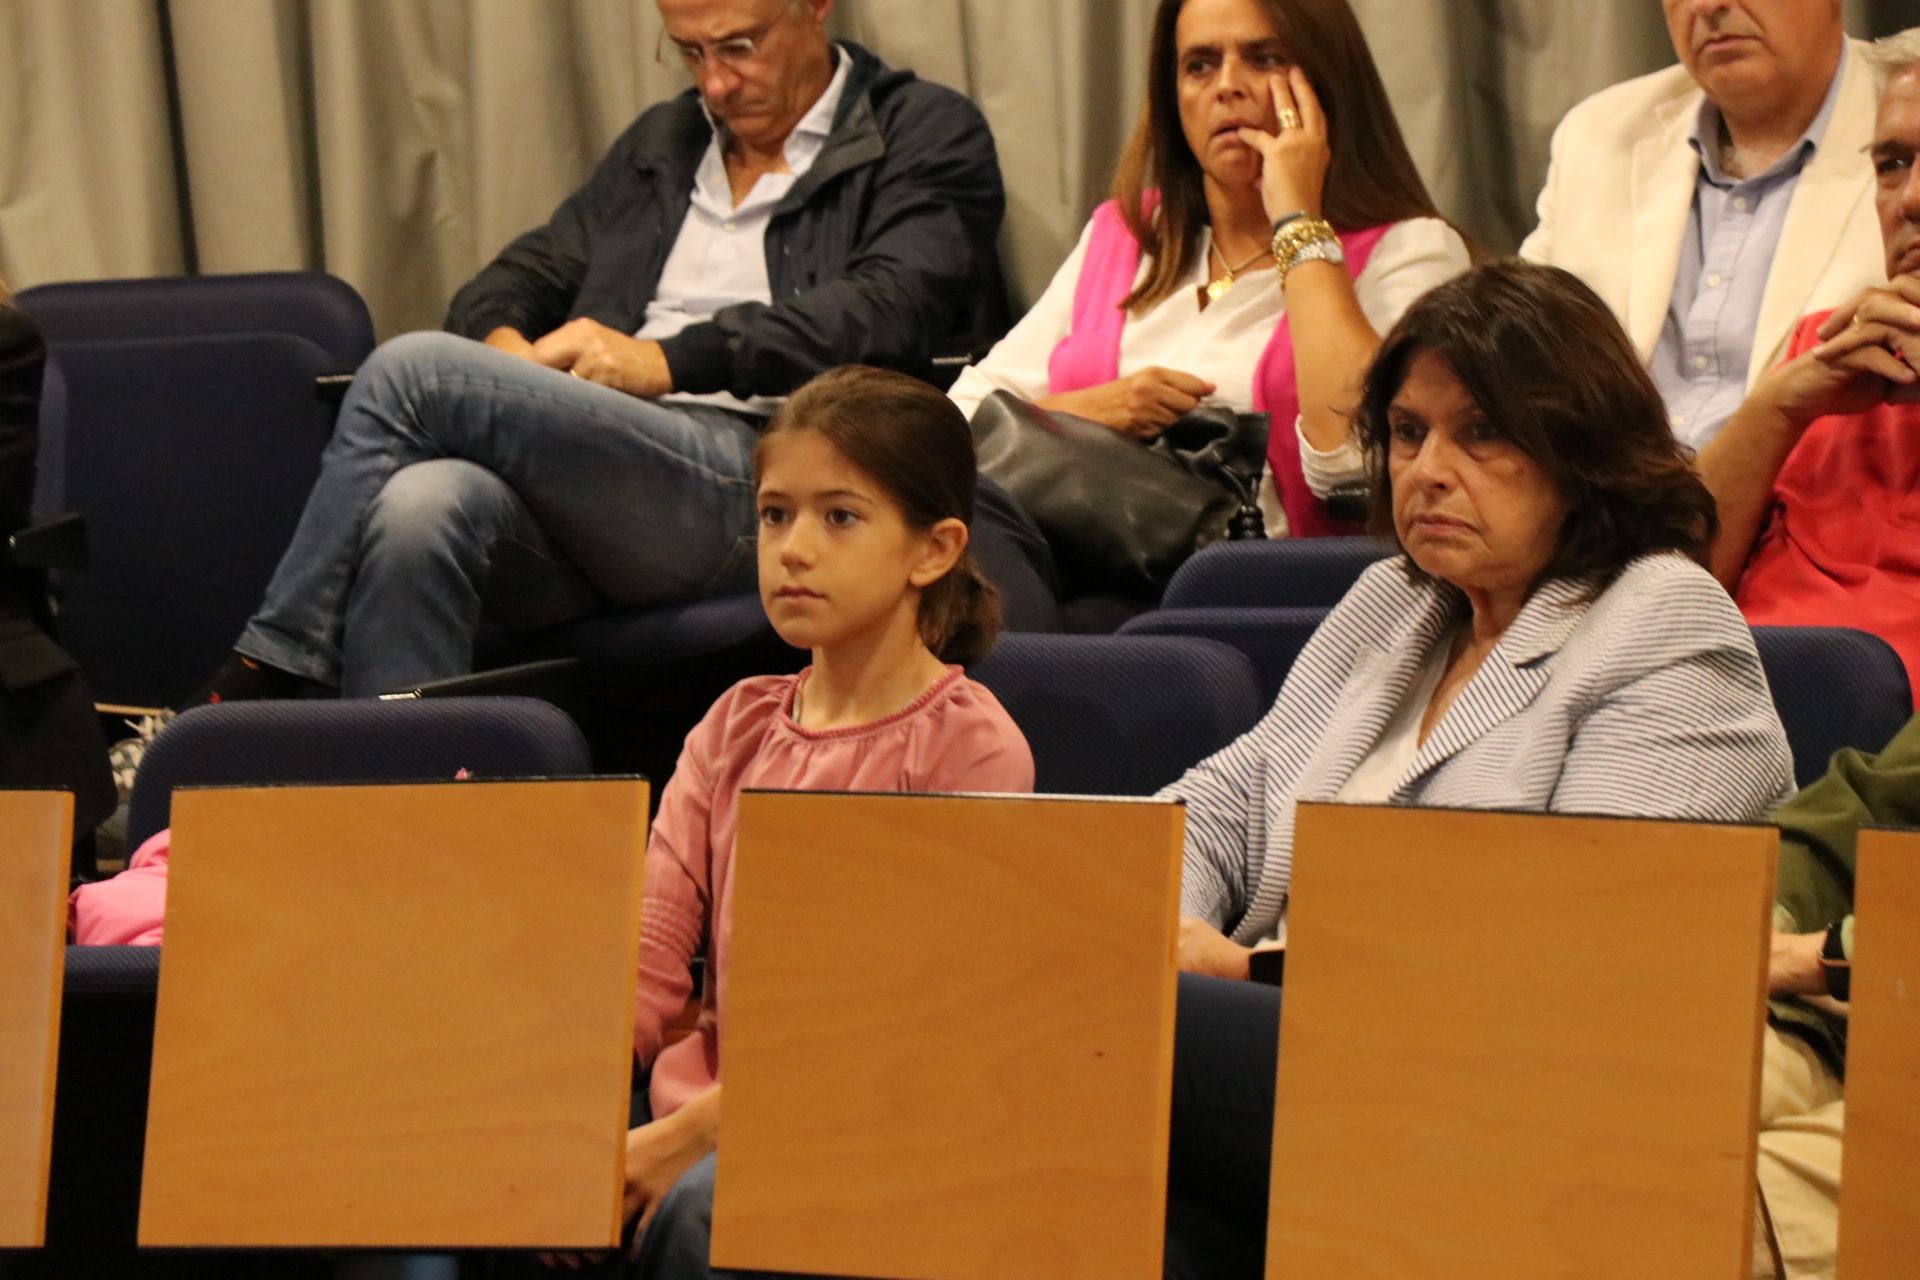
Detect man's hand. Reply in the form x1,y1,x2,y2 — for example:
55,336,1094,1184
1754,277,1920,429
1039,367,1217,439
483,326,539,361
1177,915,1253,980
532,318,675,399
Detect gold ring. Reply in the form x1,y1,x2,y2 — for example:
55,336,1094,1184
1277,109,1301,130
570,367,585,378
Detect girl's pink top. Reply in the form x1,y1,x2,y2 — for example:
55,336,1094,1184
1046,198,1393,538
69,828,171,945
637,666,1035,1119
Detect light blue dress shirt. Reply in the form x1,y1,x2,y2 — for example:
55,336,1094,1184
1650,53,1845,452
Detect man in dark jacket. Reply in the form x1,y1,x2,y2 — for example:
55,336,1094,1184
196,0,1038,701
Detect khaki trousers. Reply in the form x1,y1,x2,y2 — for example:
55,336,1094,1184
1752,1023,1845,1279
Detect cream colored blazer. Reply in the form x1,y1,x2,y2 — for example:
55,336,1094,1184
1520,39,1886,388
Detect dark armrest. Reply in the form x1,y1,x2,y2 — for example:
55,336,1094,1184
6,512,88,570
315,372,357,405
378,657,585,705
1324,484,1371,525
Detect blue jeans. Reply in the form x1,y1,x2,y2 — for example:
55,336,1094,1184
237,333,763,696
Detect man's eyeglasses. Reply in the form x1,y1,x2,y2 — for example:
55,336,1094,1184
656,15,782,71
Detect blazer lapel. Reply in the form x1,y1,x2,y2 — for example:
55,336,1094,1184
1747,42,1881,385
1397,577,1590,790
1295,581,1463,802
1627,94,1703,361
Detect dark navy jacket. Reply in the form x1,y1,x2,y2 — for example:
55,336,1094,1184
1,304,113,835
444,42,1004,399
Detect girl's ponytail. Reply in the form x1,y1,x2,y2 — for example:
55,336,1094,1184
919,551,1002,664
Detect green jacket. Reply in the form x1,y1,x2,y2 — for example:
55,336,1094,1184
1771,713,1920,1076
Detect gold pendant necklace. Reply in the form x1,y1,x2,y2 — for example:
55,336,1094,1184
1201,240,1270,304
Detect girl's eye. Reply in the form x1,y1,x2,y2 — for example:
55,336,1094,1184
826,508,860,528
758,507,787,527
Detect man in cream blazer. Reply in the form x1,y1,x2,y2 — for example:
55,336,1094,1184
1522,3,1883,448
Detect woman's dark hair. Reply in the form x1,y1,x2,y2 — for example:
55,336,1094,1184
757,366,1002,663
1114,0,1443,314
1354,259,1718,593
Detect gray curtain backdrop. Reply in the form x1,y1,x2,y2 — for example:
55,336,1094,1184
0,0,1911,336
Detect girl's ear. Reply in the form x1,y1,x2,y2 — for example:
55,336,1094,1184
907,517,969,589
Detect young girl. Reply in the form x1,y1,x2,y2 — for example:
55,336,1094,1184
604,365,1034,1274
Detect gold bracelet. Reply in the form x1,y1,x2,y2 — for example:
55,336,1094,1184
1269,216,1335,268
1270,217,1342,285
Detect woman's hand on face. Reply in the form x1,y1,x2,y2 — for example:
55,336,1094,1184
1039,367,1216,439
1177,915,1253,980
1236,68,1332,225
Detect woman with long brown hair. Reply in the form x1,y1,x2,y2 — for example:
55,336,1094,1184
949,0,1469,547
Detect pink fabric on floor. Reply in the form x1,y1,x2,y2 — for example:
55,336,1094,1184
69,828,170,945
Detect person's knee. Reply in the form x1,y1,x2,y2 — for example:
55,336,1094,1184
364,329,471,377
348,330,479,407
363,460,515,567
654,1151,716,1236
632,1152,717,1279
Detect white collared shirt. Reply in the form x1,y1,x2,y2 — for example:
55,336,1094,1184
638,46,851,416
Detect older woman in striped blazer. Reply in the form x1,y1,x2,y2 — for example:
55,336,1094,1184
1158,260,1795,1280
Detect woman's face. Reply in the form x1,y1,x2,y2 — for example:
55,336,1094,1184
1387,350,1567,604
1173,0,1289,192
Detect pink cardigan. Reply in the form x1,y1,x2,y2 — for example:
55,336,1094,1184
636,666,1035,1119
1046,199,1391,538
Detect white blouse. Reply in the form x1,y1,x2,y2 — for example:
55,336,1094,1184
1334,632,1454,805
948,215,1470,537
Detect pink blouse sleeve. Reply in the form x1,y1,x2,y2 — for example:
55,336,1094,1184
633,736,716,1066
920,684,1036,794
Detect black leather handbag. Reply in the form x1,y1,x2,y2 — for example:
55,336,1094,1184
969,390,1269,596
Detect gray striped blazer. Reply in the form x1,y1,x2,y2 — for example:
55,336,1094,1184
1165,552,1795,943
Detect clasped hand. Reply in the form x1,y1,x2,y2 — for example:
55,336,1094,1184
1756,276,1920,427
485,318,675,399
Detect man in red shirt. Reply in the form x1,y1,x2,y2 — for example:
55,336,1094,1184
1701,29,1920,703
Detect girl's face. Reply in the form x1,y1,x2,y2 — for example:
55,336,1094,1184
754,430,965,656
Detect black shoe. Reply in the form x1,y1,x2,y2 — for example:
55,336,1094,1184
177,653,311,711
